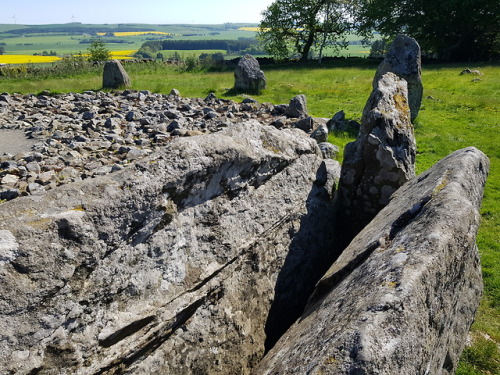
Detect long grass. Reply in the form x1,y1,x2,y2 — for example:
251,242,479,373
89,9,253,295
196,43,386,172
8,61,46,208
0,60,498,373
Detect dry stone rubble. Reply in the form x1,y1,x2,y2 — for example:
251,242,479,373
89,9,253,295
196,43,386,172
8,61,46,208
0,90,333,201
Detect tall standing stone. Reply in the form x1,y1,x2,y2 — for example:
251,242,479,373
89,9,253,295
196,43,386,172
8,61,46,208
374,35,423,122
103,59,131,89
336,72,416,245
234,54,266,94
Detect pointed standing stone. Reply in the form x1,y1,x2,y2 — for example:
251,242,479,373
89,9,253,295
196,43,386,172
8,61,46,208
285,94,308,118
374,35,423,121
336,72,416,244
103,60,131,89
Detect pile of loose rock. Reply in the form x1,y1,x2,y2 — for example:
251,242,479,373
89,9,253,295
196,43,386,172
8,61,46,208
0,90,332,200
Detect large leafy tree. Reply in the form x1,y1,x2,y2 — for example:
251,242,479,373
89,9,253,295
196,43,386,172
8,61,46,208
258,0,354,61
356,0,499,61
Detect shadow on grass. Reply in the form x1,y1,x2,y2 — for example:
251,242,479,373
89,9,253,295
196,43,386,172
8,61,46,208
222,87,265,98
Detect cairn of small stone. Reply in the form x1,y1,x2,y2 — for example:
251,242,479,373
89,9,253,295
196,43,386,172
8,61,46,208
0,91,334,201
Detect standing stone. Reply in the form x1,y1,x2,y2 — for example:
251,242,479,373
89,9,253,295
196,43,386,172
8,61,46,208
336,72,416,245
103,60,131,89
255,147,489,375
285,94,308,118
374,35,423,121
234,54,266,94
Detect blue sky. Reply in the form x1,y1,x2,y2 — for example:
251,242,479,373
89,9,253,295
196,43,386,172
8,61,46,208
2,0,275,25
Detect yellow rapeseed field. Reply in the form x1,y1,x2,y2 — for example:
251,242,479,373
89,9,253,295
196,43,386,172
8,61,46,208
0,55,61,64
238,27,261,32
110,50,136,59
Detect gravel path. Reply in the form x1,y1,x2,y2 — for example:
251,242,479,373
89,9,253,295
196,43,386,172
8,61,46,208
0,130,38,156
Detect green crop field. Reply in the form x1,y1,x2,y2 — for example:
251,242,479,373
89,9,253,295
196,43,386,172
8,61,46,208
0,58,498,374
0,22,260,57
0,22,372,62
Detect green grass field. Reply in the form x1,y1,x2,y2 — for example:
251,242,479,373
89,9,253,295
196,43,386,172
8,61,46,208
0,60,498,374
0,23,259,57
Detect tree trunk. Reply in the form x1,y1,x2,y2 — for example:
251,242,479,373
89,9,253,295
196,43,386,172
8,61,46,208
300,31,316,61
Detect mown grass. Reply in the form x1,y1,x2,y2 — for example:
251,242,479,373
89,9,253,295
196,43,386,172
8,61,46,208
0,60,498,373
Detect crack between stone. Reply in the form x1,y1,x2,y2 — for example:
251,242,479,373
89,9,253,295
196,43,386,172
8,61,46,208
92,212,297,373
303,193,431,315
93,291,216,375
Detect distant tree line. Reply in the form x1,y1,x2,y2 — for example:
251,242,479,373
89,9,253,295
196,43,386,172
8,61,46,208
33,50,58,56
79,39,132,44
143,39,257,51
134,39,265,59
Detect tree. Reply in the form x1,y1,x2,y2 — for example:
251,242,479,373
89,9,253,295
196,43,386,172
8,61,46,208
0,46,5,55
258,0,354,61
355,0,500,61
368,38,390,58
87,38,111,62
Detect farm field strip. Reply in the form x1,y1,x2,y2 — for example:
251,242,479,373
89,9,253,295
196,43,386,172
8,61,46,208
0,50,136,64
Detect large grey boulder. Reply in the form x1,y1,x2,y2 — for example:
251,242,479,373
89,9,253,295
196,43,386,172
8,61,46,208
234,54,266,94
0,122,340,375
256,146,489,375
374,34,423,121
103,59,131,89
336,72,416,244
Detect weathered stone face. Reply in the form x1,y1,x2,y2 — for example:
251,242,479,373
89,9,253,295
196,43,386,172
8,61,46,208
256,147,489,375
374,34,423,121
0,122,340,375
234,54,266,94
336,72,416,245
285,94,308,118
103,59,131,89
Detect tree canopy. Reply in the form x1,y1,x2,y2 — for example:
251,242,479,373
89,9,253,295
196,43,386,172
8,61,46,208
355,0,499,61
259,0,499,61
87,39,111,63
258,0,354,61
